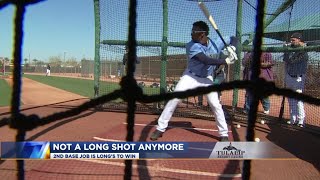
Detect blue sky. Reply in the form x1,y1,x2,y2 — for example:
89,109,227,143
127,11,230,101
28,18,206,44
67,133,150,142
0,0,317,63
0,0,240,62
0,0,94,62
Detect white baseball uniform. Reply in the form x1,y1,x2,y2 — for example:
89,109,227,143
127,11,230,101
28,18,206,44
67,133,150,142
156,37,233,137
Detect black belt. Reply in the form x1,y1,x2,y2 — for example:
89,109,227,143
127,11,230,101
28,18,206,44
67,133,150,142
189,70,204,78
290,74,302,78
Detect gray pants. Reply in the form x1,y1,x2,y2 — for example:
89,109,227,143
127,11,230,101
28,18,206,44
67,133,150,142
285,73,306,124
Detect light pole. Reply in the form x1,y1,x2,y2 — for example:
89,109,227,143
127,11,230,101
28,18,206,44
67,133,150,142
64,52,66,64
63,52,66,74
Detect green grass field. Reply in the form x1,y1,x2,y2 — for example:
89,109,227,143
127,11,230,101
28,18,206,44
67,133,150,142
0,79,12,106
24,74,160,99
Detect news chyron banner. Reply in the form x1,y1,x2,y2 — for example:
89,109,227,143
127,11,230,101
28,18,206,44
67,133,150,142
0,141,296,160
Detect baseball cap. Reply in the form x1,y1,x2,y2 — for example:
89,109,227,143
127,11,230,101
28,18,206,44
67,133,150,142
290,32,303,41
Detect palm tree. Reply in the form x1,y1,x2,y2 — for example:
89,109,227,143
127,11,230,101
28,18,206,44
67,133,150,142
4,57,9,64
32,59,38,66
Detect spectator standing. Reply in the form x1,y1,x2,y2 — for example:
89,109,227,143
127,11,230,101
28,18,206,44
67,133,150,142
283,32,308,127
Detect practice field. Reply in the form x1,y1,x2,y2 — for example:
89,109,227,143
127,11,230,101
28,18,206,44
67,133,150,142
22,73,320,128
0,77,319,179
0,78,12,107
23,74,119,98
23,74,160,98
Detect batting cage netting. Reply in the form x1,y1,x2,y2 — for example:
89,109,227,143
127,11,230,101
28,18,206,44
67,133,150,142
93,0,320,128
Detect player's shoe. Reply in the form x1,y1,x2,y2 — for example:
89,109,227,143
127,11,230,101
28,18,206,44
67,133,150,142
263,110,269,115
297,123,304,128
150,130,163,141
220,136,229,142
287,121,298,125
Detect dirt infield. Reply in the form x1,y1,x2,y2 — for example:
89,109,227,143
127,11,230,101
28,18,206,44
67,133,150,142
0,77,319,179
5,77,86,105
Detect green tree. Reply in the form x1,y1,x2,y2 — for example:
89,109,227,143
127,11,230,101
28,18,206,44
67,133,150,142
48,56,62,67
23,58,29,69
4,57,9,63
32,59,38,65
36,60,45,66
65,57,78,67
0,58,3,70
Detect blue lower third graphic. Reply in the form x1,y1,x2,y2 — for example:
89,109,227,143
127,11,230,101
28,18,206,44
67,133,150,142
1,142,50,159
0,141,297,159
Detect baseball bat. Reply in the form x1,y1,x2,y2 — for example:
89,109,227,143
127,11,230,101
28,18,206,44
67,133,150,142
198,2,227,46
198,2,237,60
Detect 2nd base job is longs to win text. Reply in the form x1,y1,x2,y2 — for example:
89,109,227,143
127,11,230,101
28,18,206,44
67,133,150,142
50,153,139,159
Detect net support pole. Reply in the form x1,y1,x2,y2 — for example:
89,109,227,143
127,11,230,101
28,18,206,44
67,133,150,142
243,44,320,52
232,0,244,111
93,0,101,98
243,0,296,45
160,0,168,99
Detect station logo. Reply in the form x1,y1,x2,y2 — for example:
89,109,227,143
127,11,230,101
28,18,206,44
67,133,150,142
216,142,246,158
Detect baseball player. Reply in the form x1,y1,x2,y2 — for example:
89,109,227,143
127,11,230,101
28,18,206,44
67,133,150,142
150,21,238,142
122,44,140,75
46,64,51,76
213,64,226,101
283,32,308,127
197,64,226,106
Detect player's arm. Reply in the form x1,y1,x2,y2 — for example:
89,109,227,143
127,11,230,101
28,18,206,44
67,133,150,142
215,65,225,75
261,53,274,68
188,43,236,65
261,59,274,68
215,36,238,62
193,52,228,65
282,43,291,62
286,51,308,64
261,62,273,68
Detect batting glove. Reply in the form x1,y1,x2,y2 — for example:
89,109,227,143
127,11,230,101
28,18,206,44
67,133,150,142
225,53,236,64
226,45,238,60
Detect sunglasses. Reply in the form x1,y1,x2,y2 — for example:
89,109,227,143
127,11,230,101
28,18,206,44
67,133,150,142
191,30,207,34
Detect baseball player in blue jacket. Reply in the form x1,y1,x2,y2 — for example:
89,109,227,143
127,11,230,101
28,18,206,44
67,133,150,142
284,32,308,127
150,21,238,142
